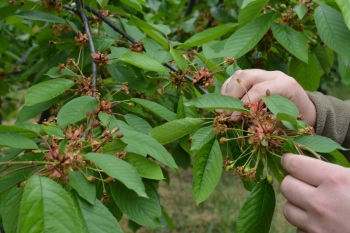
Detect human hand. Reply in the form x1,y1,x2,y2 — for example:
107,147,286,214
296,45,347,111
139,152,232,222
219,69,316,127
281,153,350,233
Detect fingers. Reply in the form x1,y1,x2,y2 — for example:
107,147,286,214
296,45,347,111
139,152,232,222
283,201,308,230
281,175,316,208
221,69,279,99
296,229,307,233
281,153,339,187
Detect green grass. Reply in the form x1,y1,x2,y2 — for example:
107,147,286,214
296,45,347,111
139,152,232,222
121,168,296,233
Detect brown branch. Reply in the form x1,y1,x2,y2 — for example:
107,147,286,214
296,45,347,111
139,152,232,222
85,6,208,94
0,165,35,178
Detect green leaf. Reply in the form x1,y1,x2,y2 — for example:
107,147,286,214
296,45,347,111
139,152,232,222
191,126,216,153
16,10,66,24
335,0,350,30
192,139,222,204
294,135,347,153
0,125,37,138
118,128,178,171
124,153,164,180
224,12,277,59
261,94,299,118
124,114,152,135
45,67,79,78
111,181,163,229
185,93,248,112
128,16,171,35
169,48,187,71
267,152,286,183
238,0,269,27
17,175,81,232
149,118,203,145
315,5,350,64
130,98,177,121
43,125,65,138
1,186,23,233
237,179,275,233
16,98,57,124
0,5,22,21
313,44,332,74
271,23,308,63
289,52,321,91
0,132,38,149
72,193,123,233
181,23,238,48
25,79,74,106
119,52,169,72
68,171,96,205
120,0,144,14
294,5,308,19
84,153,147,197
57,96,98,129
177,95,200,119
103,139,127,155
321,150,350,167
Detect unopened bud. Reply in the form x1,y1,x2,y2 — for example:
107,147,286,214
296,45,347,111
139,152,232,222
18,181,26,187
91,121,100,128
243,165,250,173
237,78,242,84
128,102,135,107
116,133,124,138
220,137,227,144
111,126,120,133
267,175,274,184
225,164,234,172
104,177,115,183
86,110,91,117
87,176,96,182
266,89,270,97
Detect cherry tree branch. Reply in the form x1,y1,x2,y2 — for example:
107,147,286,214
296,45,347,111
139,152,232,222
85,6,208,94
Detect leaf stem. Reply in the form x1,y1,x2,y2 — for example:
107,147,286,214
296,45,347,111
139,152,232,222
0,161,60,165
0,165,35,178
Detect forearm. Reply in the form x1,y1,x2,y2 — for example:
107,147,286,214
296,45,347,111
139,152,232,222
307,91,350,160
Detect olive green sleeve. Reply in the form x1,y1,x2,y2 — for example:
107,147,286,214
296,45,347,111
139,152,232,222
307,91,350,161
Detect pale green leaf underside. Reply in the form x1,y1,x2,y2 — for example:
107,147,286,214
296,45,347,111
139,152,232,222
84,153,147,197
314,5,350,64
192,140,222,204
0,132,38,149
57,96,98,129
119,51,168,72
185,93,248,112
271,23,308,63
224,12,277,59
18,175,81,232
124,114,152,135
111,182,163,229
149,118,203,145
237,179,276,233
130,98,177,121
25,79,74,106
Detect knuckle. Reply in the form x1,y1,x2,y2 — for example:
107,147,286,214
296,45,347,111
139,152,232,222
285,156,300,174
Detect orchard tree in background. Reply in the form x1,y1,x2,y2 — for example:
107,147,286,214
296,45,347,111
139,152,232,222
1,0,350,232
